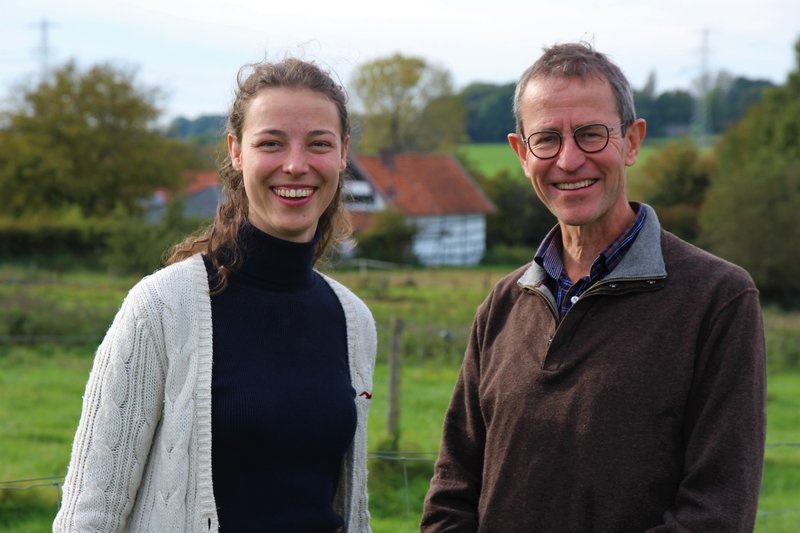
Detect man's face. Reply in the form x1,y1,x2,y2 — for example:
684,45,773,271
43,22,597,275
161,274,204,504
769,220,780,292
508,76,645,235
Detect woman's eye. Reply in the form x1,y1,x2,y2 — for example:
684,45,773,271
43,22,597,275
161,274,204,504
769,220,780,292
257,140,281,149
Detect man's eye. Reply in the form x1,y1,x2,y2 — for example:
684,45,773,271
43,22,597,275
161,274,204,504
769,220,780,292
531,133,559,146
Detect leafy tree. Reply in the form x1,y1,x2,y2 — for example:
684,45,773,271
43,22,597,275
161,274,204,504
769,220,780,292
167,114,226,146
463,158,554,251
634,82,693,138
641,140,712,241
355,208,417,264
350,53,465,153
0,61,198,217
707,73,775,133
461,82,516,142
700,37,800,299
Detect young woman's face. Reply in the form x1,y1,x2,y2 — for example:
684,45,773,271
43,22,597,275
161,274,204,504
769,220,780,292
228,87,349,242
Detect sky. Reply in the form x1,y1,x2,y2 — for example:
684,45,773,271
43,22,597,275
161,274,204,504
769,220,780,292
2,0,798,123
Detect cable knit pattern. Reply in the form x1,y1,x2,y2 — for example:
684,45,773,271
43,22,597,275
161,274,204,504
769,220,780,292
54,254,376,532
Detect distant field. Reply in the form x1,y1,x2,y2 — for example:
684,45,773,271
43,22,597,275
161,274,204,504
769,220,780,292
457,140,670,200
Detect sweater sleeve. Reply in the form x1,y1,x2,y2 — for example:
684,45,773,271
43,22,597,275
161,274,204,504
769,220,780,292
421,304,487,532
54,280,166,533
649,286,767,532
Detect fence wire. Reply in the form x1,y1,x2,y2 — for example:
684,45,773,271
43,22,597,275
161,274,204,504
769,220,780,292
3,445,799,532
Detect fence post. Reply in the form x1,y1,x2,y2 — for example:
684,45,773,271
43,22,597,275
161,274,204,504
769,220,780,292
387,317,404,449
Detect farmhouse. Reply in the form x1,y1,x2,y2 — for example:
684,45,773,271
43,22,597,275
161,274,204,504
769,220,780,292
145,169,220,223
155,152,494,266
346,152,494,267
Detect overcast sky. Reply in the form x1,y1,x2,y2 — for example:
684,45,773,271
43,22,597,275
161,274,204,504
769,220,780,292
2,0,798,122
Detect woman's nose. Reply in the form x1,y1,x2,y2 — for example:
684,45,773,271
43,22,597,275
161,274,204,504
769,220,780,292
283,146,309,175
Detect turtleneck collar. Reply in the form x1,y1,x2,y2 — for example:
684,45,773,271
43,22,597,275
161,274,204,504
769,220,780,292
233,220,320,291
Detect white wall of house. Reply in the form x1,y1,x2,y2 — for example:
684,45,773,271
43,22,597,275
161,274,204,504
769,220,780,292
343,177,386,211
410,213,487,267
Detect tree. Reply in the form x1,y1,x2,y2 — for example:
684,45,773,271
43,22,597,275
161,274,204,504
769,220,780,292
355,208,417,264
350,53,465,153
707,73,775,133
641,140,712,241
461,82,516,143
634,84,693,138
0,61,197,217
457,150,554,252
700,37,800,299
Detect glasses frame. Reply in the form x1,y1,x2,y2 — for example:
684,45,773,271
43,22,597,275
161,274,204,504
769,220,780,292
523,122,628,160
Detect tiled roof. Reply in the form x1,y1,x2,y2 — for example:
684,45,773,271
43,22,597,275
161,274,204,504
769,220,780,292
348,211,374,233
185,170,220,196
352,153,494,216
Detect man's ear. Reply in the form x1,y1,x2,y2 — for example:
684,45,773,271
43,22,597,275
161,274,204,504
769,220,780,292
508,132,529,165
624,119,647,167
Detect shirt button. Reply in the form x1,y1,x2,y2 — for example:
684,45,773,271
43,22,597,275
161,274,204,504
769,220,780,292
570,296,579,304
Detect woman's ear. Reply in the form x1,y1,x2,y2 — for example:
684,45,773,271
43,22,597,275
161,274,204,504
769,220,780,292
228,133,242,170
340,135,350,172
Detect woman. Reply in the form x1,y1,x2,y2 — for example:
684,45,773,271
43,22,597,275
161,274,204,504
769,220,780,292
54,58,376,532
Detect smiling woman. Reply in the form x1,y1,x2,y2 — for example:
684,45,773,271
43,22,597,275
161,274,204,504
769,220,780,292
53,58,377,533
228,87,349,244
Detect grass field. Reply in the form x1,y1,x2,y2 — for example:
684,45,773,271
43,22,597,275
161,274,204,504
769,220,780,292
456,140,677,201
1,266,798,531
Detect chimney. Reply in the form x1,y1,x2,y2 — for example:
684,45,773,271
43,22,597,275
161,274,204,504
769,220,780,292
378,149,395,171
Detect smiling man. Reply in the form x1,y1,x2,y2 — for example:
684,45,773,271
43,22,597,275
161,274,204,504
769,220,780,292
421,42,766,532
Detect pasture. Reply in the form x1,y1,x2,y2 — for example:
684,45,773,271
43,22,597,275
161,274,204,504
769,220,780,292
456,139,670,200
1,265,798,531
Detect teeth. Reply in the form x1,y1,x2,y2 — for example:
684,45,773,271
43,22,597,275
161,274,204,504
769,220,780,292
275,187,313,198
556,179,596,191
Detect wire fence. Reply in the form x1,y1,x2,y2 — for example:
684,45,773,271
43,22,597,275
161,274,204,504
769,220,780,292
3,444,799,532
2,315,798,530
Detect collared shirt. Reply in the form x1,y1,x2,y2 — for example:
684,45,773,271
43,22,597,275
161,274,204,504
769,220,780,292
534,203,647,320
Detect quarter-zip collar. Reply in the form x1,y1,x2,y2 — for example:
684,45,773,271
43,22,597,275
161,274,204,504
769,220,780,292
517,203,668,302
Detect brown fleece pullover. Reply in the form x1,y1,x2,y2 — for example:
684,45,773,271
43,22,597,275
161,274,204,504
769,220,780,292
422,204,766,532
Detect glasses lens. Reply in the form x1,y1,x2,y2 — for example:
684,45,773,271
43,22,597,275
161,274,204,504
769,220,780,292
527,131,561,159
574,124,609,153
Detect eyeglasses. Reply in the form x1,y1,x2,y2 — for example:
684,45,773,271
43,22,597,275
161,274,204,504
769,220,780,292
523,123,627,160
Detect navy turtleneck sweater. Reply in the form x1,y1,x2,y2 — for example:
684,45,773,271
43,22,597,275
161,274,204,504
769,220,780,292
204,223,356,532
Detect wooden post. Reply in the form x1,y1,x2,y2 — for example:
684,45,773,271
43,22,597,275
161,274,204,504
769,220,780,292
387,317,404,449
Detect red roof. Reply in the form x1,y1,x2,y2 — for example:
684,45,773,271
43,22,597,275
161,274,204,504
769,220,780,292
185,170,220,195
348,211,374,233
353,153,494,216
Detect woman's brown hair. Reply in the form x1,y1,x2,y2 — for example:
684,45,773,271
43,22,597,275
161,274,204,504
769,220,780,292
166,58,351,292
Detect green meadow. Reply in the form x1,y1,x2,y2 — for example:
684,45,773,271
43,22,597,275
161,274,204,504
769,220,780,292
1,266,798,531
456,139,669,200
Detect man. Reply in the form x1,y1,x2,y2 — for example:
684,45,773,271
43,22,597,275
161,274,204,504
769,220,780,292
421,42,766,532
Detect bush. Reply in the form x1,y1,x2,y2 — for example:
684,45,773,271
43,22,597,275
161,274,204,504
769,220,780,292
481,244,533,267
641,140,712,242
355,209,417,264
102,201,209,275
0,208,107,269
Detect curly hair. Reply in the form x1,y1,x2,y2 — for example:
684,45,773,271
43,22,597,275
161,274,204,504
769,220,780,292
166,58,351,293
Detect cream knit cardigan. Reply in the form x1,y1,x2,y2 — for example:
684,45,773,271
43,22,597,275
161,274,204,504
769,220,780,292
54,254,376,532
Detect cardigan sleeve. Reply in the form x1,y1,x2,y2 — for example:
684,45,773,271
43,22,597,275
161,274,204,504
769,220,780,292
648,285,766,532
54,280,167,533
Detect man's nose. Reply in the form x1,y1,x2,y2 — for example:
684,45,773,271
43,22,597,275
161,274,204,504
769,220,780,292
556,135,586,172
